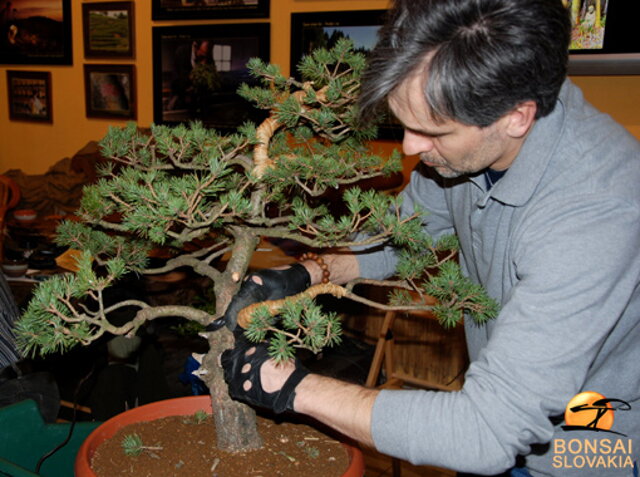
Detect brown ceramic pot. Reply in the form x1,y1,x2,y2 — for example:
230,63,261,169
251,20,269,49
74,395,365,477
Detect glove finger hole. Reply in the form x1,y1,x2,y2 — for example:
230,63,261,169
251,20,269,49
243,379,252,391
241,363,251,374
245,346,257,357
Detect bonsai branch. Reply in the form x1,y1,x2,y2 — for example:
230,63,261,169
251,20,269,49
236,282,439,329
253,85,329,178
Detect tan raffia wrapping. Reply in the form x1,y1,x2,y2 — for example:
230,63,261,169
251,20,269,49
252,85,328,178
237,282,345,329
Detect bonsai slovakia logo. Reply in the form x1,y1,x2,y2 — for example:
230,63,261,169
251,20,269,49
563,391,630,434
552,391,635,472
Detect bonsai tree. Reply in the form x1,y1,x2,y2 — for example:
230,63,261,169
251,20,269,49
15,40,497,453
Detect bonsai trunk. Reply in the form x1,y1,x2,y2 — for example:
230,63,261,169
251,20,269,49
202,328,263,452
199,228,263,452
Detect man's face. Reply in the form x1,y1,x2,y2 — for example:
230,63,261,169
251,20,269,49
388,69,519,178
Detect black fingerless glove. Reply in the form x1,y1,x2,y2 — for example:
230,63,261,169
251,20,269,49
207,263,311,331
221,337,309,414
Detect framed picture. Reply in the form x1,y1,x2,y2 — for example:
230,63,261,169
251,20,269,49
0,0,72,65
6,70,52,122
152,0,269,21
84,64,136,119
290,9,402,140
152,23,270,130
567,1,640,75
82,1,134,59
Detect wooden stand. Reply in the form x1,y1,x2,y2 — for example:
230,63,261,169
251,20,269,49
365,308,467,392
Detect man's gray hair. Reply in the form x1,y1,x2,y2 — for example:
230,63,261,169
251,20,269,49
359,0,571,127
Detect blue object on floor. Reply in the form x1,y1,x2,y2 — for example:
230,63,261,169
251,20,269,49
0,399,101,477
179,355,208,395
510,467,533,477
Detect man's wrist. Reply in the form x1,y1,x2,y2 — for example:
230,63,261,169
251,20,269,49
293,373,379,414
300,260,325,285
292,373,319,413
292,373,378,447
300,251,360,285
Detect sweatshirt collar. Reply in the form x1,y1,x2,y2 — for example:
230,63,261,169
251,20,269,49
479,79,572,206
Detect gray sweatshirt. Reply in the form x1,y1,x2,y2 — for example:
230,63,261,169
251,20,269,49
356,80,640,476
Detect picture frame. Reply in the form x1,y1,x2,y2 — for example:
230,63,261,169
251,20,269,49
6,70,52,122
152,23,270,130
84,64,136,120
290,9,402,141
82,1,134,59
567,1,640,75
290,3,640,78
152,0,269,21
0,0,72,65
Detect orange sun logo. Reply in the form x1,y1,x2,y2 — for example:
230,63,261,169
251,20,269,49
564,391,614,431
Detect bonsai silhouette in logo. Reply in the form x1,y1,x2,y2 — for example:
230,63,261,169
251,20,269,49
563,391,631,435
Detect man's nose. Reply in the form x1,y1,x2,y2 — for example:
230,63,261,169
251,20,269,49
402,130,434,156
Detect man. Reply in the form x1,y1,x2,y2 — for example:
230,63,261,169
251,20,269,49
220,0,640,475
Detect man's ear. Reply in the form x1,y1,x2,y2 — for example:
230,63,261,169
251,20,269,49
504,100,537,138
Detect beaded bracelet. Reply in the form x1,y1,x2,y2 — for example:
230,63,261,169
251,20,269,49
299,252,330,284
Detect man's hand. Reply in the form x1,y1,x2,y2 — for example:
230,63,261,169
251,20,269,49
220,337,309,414
206,263,311,331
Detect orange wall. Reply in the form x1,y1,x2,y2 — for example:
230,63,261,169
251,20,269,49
1,0,639,174
571,76,640,139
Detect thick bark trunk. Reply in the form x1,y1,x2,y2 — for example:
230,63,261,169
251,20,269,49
204,327,263,451
202,228,263,452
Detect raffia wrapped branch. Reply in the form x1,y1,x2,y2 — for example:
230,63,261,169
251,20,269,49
252,116,279,178
237,282,347,329
252,84,329,178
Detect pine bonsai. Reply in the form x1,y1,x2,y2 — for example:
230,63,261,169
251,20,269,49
14,40,498,453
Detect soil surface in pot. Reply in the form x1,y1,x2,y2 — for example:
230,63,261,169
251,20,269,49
91,414,351,476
